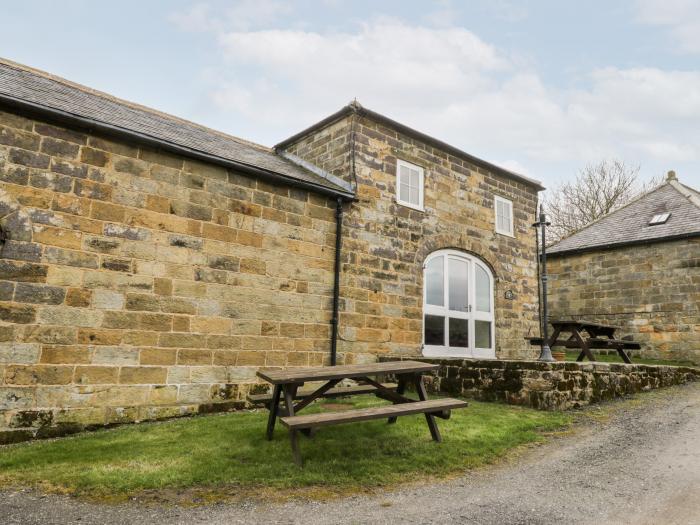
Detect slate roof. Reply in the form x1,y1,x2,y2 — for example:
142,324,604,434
548,175,700,255
0,58,353,198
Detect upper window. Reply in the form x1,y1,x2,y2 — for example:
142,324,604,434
494,196,514,236
396,159,424,211
649,213,670,225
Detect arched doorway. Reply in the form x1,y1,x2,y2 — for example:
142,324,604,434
422,249,495,358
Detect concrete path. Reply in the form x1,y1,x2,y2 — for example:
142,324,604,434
2,382,699,524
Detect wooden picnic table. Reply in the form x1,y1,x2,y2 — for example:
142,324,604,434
526,320,641,363
252,360,468,466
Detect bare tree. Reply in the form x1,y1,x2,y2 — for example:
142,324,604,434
544,160,660,242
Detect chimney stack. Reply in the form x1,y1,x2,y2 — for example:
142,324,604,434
667,170,677,181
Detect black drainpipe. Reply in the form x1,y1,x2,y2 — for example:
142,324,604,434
330,197,344,366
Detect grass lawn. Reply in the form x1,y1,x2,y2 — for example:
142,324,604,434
0,395,571,501
563,352,697,367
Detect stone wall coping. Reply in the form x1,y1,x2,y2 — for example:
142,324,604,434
380,355,699,411
379,355,700,374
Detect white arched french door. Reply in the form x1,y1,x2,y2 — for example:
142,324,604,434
422,250,495,358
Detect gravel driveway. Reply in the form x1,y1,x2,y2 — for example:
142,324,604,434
2,382,699,525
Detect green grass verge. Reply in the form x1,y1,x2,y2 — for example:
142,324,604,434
0,395,571,500
563,352,696,367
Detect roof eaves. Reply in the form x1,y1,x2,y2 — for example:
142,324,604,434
275,103,545,191
0,93,355,200
548,231,700,257
277,150,355,194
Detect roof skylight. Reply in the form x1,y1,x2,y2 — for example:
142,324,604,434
649,213,670,225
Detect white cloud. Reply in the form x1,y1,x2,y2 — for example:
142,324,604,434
224,0,291,31
169,0,291,33
218,21,507,74
170,7,700,183
213,19,509,122
169,3,219,33
636,0,700,53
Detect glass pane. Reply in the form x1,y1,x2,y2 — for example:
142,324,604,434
497,202,506,229
475,265,491,312
449,318,469,348
448,257,468,312
409,169,419,188
399,182,410,202
425,256,444,306
424,315,445,346
496,200,512,233
409,186,419,205
475,320,491,349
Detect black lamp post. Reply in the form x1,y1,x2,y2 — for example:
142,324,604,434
533,205,554,362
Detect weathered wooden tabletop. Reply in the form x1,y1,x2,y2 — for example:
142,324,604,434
257,360,439,384
551,319,621,331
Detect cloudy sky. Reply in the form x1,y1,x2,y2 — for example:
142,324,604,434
3,0,700,189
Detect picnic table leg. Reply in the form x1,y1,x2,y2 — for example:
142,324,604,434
569,329,596,362
546,325,562,349
567,335,585,362
414,375,441,442
594,328,633,364
387,375,406,424
283,384,303,467
617,347,633,364
266,384,281,440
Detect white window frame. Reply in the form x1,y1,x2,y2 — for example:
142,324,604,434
494,195,514,237
395,159,424,211
649,213,670,225
422,249,495,359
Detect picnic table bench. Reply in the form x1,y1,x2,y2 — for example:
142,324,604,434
251,360,468,466
526,320,641,363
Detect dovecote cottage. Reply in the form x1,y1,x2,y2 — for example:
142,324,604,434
0,59,543,441
547,172,700,364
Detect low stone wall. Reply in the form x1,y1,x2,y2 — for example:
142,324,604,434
381,357,699,410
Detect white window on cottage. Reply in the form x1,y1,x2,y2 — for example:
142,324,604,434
396,159,424,211
423,250,495,359
494,196,514,236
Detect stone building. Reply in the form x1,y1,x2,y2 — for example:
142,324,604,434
0,58,543,441
547,172,700,364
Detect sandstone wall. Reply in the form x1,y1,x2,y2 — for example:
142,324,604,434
0,105,544,443
285,113,542,361
548,239,700,364
381,356,699,411
0,108,339,442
